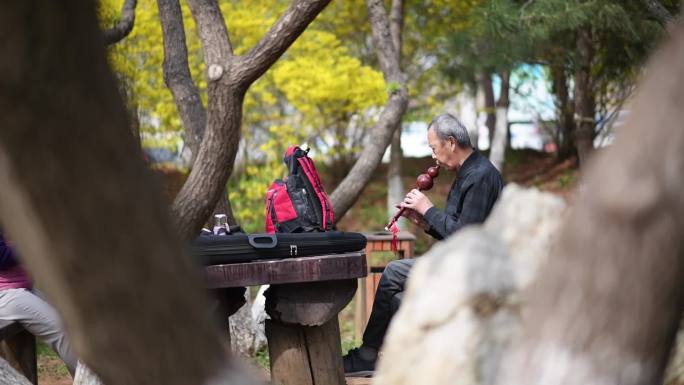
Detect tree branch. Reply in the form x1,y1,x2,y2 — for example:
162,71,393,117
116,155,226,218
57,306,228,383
186,0,234,80
235,0,332,86
389,0,404,63
366,0,403,84
329,0,408,219
102,0,137,46
157,0,206,163
641,0,679,29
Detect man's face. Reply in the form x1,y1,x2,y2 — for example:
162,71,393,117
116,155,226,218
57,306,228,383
428,127,456,170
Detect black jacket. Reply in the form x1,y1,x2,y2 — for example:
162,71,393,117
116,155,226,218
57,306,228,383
423,151,503,240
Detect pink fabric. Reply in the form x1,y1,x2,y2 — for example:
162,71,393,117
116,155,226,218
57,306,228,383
0,265,32,290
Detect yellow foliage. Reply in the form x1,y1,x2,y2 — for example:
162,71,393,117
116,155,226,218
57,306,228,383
100,0,388,229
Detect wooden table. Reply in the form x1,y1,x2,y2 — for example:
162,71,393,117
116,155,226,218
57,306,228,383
205,251,367,385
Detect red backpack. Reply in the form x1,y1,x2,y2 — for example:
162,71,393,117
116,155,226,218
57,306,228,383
265,146,335,233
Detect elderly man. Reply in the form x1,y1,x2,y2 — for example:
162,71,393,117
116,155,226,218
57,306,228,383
343,113,504,377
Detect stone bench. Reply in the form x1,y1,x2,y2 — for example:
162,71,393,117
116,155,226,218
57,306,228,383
0,320,37,384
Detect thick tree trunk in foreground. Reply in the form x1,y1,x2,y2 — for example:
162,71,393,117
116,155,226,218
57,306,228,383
574,27,596,167
386,0,406,230
500,26,684,385
330,0,409,219
170,0,331,239
489,72,509,171
0,2,251,385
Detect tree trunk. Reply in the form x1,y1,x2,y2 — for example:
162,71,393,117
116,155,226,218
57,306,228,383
499,26,684,385
386,0,406,230
551,62,576,160
574,26,595,167
387,129,406,230
481,70,496,149
158,0,241,226
330,0,409,220
0,2,253,384
169,0,331,240
157,0,207,166
641,0,677,28
489,72,509,171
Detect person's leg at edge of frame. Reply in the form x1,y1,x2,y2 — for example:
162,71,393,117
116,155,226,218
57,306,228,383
0,288,77,376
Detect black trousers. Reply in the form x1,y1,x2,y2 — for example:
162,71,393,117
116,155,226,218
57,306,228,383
362,258,416,350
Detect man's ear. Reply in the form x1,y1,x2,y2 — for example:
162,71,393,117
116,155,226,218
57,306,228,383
448,136,457,150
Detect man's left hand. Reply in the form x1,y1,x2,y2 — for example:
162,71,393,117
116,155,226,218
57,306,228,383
399,189,434,215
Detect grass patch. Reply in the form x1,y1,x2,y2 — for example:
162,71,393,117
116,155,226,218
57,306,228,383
253,345,270,370
557,168,576,189
37,341,70,378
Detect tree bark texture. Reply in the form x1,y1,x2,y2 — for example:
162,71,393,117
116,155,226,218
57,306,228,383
0,2,248,385
386,0,406,230
574,27,596,167
157,0,207,165
170,0,331,240
481,70,496,147
550,63,576,160
330,0,409,220
499,26,684,385
102,0,137,46
641,0,677,28
489,72,509,171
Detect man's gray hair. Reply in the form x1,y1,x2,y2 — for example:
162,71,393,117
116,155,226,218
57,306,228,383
428,113,472,149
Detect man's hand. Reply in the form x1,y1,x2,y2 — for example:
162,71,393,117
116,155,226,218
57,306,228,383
399,189,434,216
397,205,430,230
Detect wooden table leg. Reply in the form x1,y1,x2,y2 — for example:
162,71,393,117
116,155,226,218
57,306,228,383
266,317,344,385
211,287,247,351
265,279,356,385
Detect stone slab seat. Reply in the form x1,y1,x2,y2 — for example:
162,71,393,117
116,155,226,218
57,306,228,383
0,319,37,384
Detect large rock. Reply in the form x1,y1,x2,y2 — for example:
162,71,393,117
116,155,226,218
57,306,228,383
229,289,255,358
0,357,31,385
374,184,566,385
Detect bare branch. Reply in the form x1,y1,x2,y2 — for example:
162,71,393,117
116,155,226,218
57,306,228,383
157,0,206,162
102,0,137,46
329,0,408,218
389,0,404,63
186,0,234,80
641,0,676,28
235,0,332,86
366,0,403,84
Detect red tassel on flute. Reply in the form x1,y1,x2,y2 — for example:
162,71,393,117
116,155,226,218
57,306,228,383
386,164,440,251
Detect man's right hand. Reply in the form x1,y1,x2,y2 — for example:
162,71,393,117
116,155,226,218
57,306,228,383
397,205,429,230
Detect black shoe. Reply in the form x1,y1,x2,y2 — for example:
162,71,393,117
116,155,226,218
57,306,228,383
343,348,376,377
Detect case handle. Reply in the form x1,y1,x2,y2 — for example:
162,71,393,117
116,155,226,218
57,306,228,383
248,234,278,249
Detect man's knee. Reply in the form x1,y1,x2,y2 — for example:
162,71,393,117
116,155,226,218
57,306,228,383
383,259,413,279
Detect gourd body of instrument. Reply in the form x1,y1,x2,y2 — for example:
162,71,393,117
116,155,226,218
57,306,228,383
385,164,440,230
